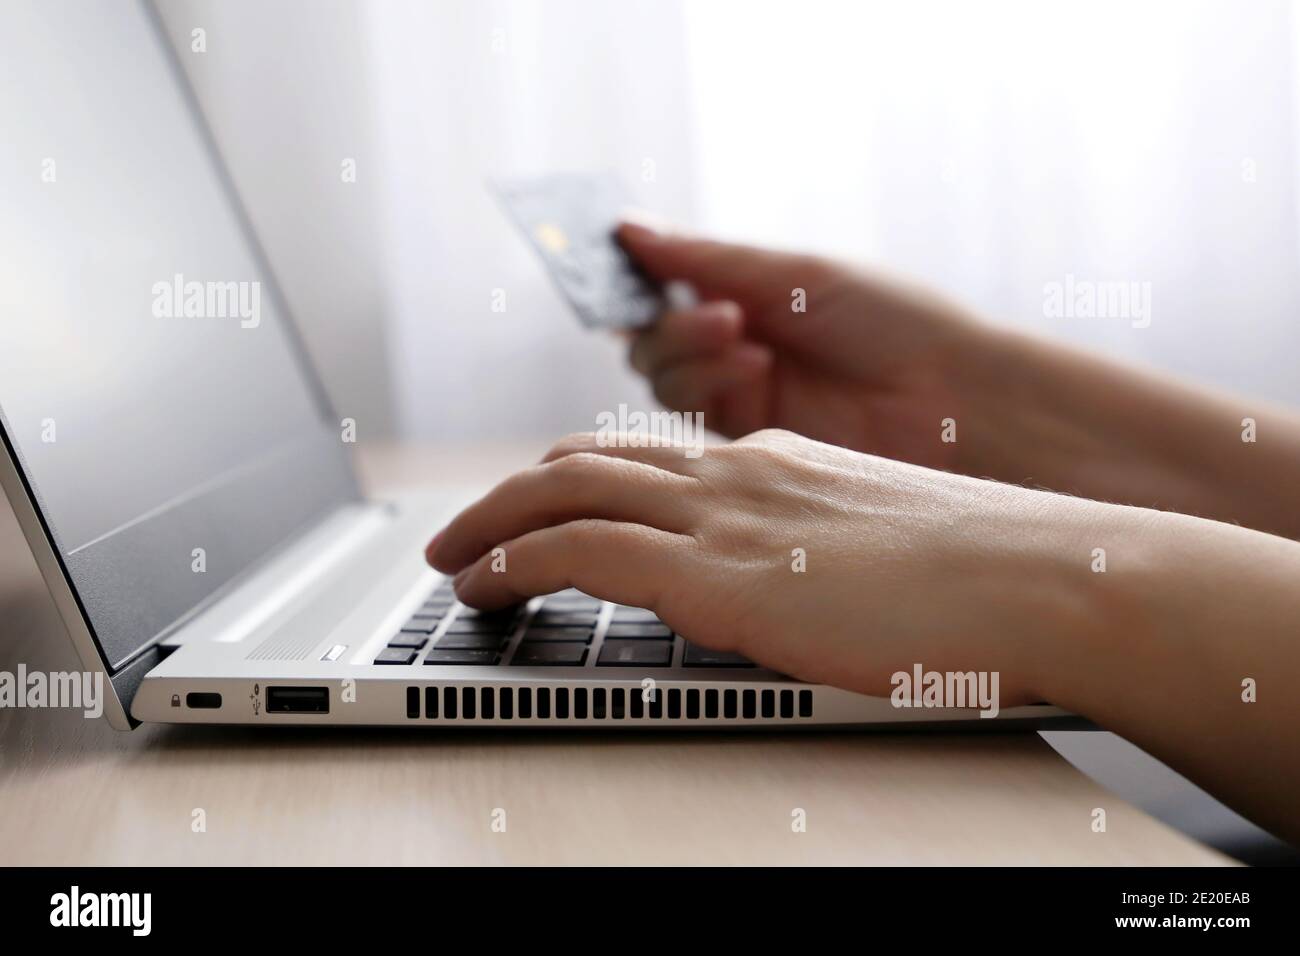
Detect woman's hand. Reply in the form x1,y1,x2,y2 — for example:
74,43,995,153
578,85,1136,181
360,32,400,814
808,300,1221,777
619,222,1300,541
426,428,1300,842
427,428,1125,707
618,221,984,471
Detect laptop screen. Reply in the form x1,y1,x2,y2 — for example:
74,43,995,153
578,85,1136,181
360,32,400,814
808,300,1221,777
0,0,360,671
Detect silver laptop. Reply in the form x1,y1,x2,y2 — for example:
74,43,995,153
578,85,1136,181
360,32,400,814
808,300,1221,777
0,0,1070,731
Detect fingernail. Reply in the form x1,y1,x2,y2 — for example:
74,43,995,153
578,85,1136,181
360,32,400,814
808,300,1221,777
704,300,743,323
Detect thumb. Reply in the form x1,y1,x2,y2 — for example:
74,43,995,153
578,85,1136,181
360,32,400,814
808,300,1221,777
617,219,815,306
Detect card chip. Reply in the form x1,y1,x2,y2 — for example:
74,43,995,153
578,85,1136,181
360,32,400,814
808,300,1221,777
534,222,569,253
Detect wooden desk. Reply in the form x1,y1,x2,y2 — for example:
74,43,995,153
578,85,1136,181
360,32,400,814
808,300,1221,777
0,445,1228,865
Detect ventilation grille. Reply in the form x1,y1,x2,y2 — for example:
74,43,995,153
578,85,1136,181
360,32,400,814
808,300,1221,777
247,630,320,661
403,685,813,722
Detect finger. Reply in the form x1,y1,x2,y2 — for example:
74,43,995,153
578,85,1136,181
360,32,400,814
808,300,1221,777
541,431,704,475
619,220,825,305
452,518,694,611
651,343,771,416
427,453,696,573
628,301,743,377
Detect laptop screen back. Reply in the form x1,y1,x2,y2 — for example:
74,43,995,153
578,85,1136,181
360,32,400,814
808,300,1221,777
0,0,359,671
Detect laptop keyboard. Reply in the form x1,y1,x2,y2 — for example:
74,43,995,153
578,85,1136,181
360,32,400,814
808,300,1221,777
374,582,755,669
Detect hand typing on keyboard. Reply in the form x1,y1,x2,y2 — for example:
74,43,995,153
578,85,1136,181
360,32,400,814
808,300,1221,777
425,222,1300,845
427,427,1123,710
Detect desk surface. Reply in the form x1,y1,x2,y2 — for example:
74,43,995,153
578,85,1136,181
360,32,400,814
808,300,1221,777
0,444,1227,865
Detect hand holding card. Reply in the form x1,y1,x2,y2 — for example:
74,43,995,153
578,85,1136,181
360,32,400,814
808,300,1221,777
493,172,664,329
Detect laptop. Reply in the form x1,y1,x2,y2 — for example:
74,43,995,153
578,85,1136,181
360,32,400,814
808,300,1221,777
0,0,1071,731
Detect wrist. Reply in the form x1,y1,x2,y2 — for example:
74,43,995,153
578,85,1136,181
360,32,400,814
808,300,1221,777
1010,495,1166,706
1026,502,1271,710
945,324,1193,506
940,324,1077,484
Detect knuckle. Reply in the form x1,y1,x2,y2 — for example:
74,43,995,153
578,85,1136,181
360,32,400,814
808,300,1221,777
551,451,611,476
562,517,610,545
499,464,546,498
550,432,598,457
750,427,797,444
720,439,782,470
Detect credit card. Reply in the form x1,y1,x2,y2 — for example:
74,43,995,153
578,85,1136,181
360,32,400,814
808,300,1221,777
493,172,663,329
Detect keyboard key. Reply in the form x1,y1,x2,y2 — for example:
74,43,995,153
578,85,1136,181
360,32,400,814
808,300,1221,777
436,631,507,651
400,617,440,634
531,610,600,627
597,639,673,667
374,647,418,665
387,633,429,649
511,642,588,666
682,642,756,667
542,591,602,610
423,649,500,666
521,626,593,643
444,618,513,635
610,606,659,622
539,603,602,618
604,622,672,639
458,606,517,621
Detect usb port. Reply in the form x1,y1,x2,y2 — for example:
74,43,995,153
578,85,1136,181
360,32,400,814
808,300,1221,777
266,686,329,714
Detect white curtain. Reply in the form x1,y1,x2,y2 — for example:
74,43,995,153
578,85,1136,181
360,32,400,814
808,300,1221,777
683,0,1300,404
178,0,1300,438
366,0,696,441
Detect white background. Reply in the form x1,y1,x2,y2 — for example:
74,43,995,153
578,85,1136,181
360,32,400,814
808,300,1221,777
160,0,1300,443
